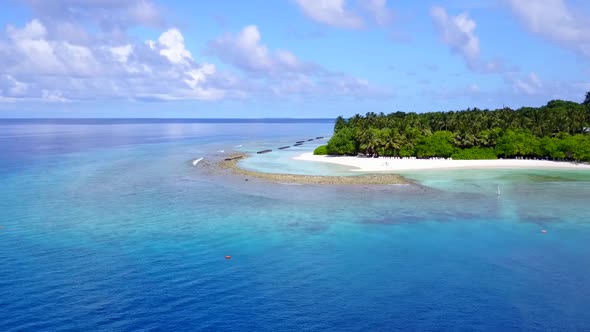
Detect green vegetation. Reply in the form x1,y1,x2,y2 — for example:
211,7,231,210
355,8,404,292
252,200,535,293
452,148,498,160
327,95,590,161
326,127,357,155
313,145,328,155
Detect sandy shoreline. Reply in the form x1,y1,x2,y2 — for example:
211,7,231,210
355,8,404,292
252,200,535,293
294,153,590,172
204,153,408,185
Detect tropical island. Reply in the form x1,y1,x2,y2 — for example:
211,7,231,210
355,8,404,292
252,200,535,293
313,94,590,162
210,94,590,178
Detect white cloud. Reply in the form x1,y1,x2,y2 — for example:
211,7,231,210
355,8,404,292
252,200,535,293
429,4,580,102
128,0,161,27
430,6,506,73
5,20,65,74
508,72,543,95
294,0,406,42
155,28,193,65
529,72,542,88
1,1,390,104
213,25,273,71
208,25,390,99
294,0,363,29
507,0,590,58
59,42,101,75
0,19,229,102
360,0,394,27
430,6,480,69
24,0,164,34
42,89,70,102
184,64,216,89
0,75,29,96
7,18,46,39
208,25,308,74
110,44,133,63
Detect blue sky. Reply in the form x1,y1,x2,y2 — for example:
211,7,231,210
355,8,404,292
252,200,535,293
0,0,589,118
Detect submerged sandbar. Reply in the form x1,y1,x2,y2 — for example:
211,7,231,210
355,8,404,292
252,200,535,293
208,153,408,185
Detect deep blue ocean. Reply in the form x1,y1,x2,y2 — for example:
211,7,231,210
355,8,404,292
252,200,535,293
1,119,590,331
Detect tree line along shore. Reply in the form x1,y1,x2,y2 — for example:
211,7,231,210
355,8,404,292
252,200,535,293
315,94,590,162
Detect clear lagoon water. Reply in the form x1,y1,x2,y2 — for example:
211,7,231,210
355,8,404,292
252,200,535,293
1,119,589,331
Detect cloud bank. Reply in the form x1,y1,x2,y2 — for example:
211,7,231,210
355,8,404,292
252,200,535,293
507,0,590,59
208,25,389,99
0,0,388,104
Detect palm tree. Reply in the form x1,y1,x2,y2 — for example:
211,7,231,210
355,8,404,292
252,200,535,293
383,129,402,156
476,130,491,147
334,116,347,133
454,130,476,148
358,128,379,156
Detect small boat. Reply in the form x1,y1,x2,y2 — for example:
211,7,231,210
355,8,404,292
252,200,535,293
278,146,290,150
257,149,272,154
192,157,204,166
497,185,501,196
225,255,232,259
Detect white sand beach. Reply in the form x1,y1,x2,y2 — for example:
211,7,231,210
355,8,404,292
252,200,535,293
294,153,590,172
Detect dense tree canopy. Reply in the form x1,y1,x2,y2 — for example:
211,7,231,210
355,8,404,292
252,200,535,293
323,98,590,161
326,127,357,155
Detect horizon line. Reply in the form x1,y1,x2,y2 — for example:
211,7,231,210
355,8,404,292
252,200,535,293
0,117,336,120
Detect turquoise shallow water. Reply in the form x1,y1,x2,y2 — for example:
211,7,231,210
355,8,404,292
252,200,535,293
1,120,590,331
